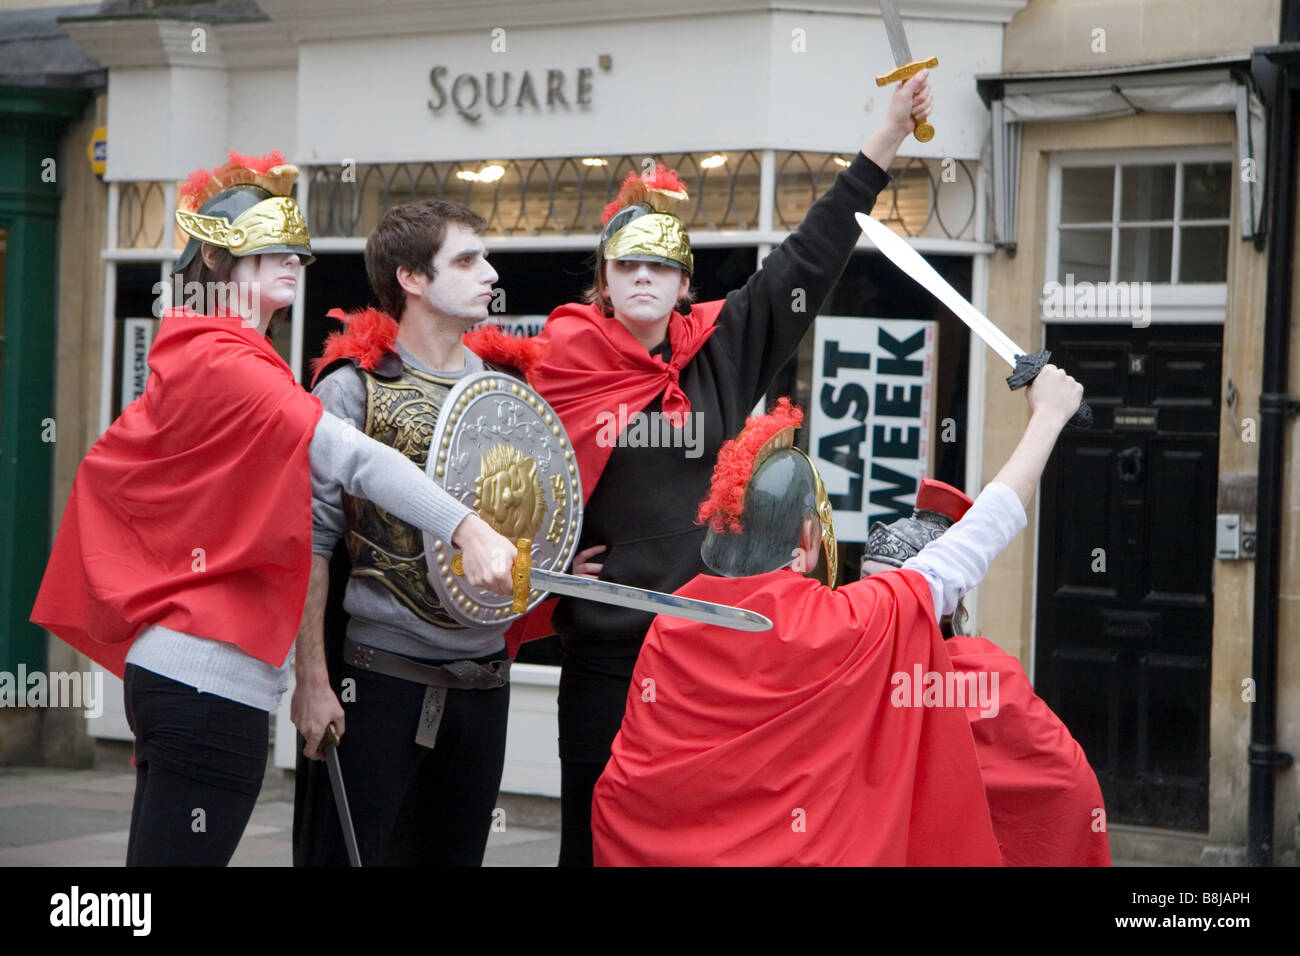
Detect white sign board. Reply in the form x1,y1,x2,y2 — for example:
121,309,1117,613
810,317,936,542
473,314,549,339
120,318,154,410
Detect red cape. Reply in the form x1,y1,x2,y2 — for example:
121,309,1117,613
591,569,1002,866
31,309,323,678
946,635,1111,866
466,302,722,654
465,301,723,505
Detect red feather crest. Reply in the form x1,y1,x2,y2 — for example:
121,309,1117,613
602,165,690,224
177,149,297,212
697,398,804,534
311,307,399,386
227,150,287,175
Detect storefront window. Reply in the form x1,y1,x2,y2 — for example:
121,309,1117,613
775,153,978,240
116,181,168,250
307,152,766,239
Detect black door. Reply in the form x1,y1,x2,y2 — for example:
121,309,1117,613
1035,323,1221,830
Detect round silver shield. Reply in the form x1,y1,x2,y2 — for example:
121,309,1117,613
423,371,583,627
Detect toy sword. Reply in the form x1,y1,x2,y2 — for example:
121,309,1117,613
874,0,938,142
452,545,773,632
856,212,1093,428
321,723,362,867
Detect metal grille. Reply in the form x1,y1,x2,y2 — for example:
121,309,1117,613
116,151,979,249
775,152,977,240
308,151,767,239
310,151,977,241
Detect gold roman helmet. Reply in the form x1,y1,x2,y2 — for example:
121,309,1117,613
172,150,314,275
697,398,839,587
599,164,693,273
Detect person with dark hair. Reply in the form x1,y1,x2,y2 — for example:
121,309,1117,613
291,198,572,866
468,72,933,865
861,479,1111,867
30,153,516,867
589,364,1084,866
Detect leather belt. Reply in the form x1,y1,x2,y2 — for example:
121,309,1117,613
343,638,510,690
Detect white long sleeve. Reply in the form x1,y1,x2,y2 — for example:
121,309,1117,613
901,481,1027,621
308,409,472,547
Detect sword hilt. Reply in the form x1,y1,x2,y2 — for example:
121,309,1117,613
511,538,531,613
451,537,534,612
1007,348,1094,430
323,722,341,749
875,56,938,143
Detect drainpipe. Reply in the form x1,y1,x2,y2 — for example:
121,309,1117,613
1248,24,1300,866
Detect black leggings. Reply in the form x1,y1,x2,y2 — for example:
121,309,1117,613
557,656,635,867
123,664,269,867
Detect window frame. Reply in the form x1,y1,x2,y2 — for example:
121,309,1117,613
1044,146,1232,325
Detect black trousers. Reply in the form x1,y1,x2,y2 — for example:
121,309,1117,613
123,664,269,867
557,655,635,867
293,648,510,867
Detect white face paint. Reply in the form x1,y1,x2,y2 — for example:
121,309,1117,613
228,252,300,330
605,258,689,326
411,223,499,326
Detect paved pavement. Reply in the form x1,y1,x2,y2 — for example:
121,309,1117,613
0,765,1189,867
0,766,561,867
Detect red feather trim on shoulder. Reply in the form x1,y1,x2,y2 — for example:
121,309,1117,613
696,398,804,534
310,307,399,386
462,324,551,383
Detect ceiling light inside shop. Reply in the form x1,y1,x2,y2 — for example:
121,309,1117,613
833,156,851,168
582,157,608,167
457,164,506,183
701,154,726,169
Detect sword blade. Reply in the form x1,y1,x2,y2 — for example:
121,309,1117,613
531,567,773,632
322,728,362,867
855,212,1022,366
878,0,914,66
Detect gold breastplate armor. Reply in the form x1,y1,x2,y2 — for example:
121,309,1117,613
344,362,466,630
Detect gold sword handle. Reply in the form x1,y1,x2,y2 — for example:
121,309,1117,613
511,538,531,614
451,537,534,613
874,56,938,143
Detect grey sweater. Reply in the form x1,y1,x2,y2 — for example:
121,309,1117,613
311,343,508,659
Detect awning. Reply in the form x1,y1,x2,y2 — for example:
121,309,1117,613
977,59,1264,251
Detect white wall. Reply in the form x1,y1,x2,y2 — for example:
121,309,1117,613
227,68,298,160
98,10,1004,178
766,11,1002,159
